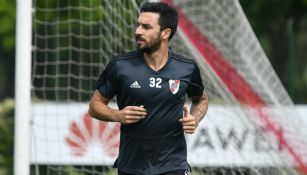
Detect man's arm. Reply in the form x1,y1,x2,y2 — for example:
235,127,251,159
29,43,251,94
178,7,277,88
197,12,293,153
179,91,209,134
88,90,146,124
190,91,209,126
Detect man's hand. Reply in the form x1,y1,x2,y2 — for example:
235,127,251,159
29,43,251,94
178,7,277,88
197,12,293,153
89,90,148,124
178,105,198,134
117,105,147,124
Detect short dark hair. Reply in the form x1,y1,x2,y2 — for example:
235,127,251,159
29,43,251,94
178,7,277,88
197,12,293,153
140,2,178,40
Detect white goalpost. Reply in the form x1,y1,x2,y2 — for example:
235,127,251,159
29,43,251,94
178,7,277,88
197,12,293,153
14,0,32,174
15,0,307,175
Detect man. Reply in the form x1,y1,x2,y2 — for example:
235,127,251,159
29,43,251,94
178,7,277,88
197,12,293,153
89,2,208,175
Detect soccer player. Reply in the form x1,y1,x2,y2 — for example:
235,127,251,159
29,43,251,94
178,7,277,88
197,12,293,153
88,2,208,175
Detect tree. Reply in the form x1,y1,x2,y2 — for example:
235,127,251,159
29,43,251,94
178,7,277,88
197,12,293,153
0,0,16,99
0,99,14,175
239,0,307,103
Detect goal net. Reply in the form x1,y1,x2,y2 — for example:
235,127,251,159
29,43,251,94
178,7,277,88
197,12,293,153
29,0,307,174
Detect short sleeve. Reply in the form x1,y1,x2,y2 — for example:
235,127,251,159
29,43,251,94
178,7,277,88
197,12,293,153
95,60,117,99
187,64,204,97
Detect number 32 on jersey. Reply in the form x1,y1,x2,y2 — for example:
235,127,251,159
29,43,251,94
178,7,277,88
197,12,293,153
149,77,162,88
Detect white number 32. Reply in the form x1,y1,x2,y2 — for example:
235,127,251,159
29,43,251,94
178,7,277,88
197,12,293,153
149,77,162,88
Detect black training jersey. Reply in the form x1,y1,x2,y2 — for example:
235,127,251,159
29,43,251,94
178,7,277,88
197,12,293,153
95,50,204,175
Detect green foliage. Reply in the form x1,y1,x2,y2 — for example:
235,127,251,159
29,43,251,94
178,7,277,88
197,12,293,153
30,165,118,175
0,98,14,175
0,0,16,51
32,0,140,102
62,166,83,175
61,166,116,175
239,0,307,103
0,0,15,100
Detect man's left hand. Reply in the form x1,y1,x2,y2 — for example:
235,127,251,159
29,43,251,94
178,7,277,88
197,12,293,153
178,105,198,134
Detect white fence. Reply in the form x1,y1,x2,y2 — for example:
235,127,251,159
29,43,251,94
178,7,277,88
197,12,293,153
30,103,307,166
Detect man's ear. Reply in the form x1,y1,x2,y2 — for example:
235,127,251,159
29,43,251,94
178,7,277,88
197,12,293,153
161,28,171,40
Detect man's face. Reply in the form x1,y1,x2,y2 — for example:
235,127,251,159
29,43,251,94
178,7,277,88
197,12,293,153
135,12,162,54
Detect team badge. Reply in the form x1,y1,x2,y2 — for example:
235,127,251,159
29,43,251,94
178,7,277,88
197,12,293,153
169,79,180,94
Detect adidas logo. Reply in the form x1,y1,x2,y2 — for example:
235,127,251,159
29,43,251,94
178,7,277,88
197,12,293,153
130,81,141,88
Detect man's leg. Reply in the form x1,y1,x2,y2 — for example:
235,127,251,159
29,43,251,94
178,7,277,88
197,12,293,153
118,170,190,175
117,170,135,175
160,170,190,175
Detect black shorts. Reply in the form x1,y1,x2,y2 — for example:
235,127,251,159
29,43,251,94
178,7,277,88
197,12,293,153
118,170,190,175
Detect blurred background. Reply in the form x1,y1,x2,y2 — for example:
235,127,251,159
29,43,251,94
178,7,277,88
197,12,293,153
0,0,306,175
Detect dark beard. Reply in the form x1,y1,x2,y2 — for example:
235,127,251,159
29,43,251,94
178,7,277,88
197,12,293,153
136,35,161,54
139,42,161,54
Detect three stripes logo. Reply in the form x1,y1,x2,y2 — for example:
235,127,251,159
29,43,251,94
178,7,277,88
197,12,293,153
130,81,141,88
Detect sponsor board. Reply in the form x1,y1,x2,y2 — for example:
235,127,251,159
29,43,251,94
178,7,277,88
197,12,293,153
30,103,307,166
